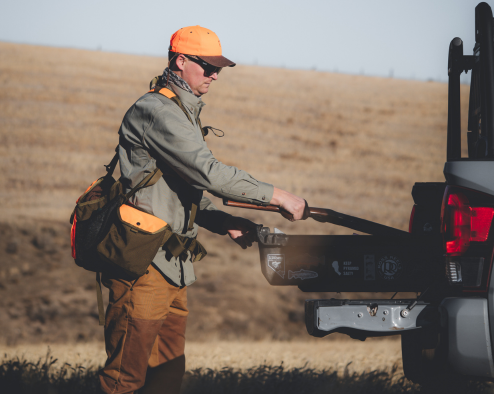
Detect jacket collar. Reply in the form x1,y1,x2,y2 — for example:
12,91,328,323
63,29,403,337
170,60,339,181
170,84,205,119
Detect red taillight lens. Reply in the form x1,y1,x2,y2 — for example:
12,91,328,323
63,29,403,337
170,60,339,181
442,188,494,256
443,192,471,255
471,207,494,242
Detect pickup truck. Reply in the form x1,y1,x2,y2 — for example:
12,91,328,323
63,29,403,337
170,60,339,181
229,2,494,385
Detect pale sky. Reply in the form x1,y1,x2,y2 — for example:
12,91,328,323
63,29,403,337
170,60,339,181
1,0,492,83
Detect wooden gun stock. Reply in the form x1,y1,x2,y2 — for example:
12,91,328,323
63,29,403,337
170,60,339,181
223,200,283,212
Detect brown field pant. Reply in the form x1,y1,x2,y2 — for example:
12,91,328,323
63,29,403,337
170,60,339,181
99,265,188,394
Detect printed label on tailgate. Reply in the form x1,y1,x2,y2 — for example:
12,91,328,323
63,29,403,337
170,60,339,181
364,255,376,280
267,254,285,279
332,259,362,277
288,269,318,280
377,255,402,280
286,254,323,281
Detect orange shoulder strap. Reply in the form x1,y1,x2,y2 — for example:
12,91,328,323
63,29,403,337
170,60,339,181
149,85,194,126
148,86,176,98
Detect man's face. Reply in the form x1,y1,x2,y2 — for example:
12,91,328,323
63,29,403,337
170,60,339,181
180,56,219,96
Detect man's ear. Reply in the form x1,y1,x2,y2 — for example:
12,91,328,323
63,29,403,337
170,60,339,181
174,54,186,72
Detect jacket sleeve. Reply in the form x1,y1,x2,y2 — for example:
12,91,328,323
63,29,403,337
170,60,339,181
141,98,274,206
195,196,231,235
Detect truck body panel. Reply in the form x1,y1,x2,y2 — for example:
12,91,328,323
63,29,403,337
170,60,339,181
440,297,494,377
444,161,494,196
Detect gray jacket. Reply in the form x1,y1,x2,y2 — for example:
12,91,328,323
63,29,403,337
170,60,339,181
118,83,274,286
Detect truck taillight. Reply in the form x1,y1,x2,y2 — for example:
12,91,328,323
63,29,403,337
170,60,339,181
441,186,494,291
441,189,494,255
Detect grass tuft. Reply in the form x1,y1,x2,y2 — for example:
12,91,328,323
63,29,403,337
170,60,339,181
182,364,411,394
0,351,99,394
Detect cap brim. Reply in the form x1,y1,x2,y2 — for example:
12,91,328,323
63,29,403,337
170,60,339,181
198,55,236,68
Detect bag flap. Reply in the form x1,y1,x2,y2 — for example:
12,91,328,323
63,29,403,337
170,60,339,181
119,204,167,233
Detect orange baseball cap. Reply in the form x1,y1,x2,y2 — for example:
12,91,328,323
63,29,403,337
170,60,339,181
169,25,235,68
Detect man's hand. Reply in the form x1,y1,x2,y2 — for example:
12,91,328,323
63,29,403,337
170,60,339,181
223,216,258,249
270,187,310,221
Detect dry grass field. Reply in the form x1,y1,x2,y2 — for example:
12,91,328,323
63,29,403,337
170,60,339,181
0,41,478,392
1,341,491,393
2,340,403,375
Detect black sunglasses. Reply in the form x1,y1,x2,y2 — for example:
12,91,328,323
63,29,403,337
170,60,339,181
183,55,222,77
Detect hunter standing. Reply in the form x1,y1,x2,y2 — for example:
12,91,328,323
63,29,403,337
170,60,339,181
98,25,308,394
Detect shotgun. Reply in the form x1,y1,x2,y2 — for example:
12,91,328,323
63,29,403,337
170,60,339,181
222,199,408,237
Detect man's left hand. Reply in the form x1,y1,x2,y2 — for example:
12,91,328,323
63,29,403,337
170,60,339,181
223,216,258,249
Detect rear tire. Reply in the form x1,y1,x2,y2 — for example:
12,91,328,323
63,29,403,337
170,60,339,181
401,328,448,385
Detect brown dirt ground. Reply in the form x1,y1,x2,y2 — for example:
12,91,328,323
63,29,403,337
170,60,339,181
0,42,470,346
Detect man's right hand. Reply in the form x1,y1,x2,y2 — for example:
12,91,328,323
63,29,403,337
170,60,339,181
270,187,309,221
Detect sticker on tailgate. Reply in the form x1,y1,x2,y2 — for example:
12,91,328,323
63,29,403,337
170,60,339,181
364,255,376,280
378,255,402,280
288,269,318,280
267,254,285,279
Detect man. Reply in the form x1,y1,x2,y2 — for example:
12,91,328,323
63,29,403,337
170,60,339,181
99,25,308,394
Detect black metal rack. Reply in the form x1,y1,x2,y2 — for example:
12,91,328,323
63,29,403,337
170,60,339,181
447,2,494,161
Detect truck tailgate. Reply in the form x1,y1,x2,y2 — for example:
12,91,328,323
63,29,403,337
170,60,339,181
257,227,443,292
